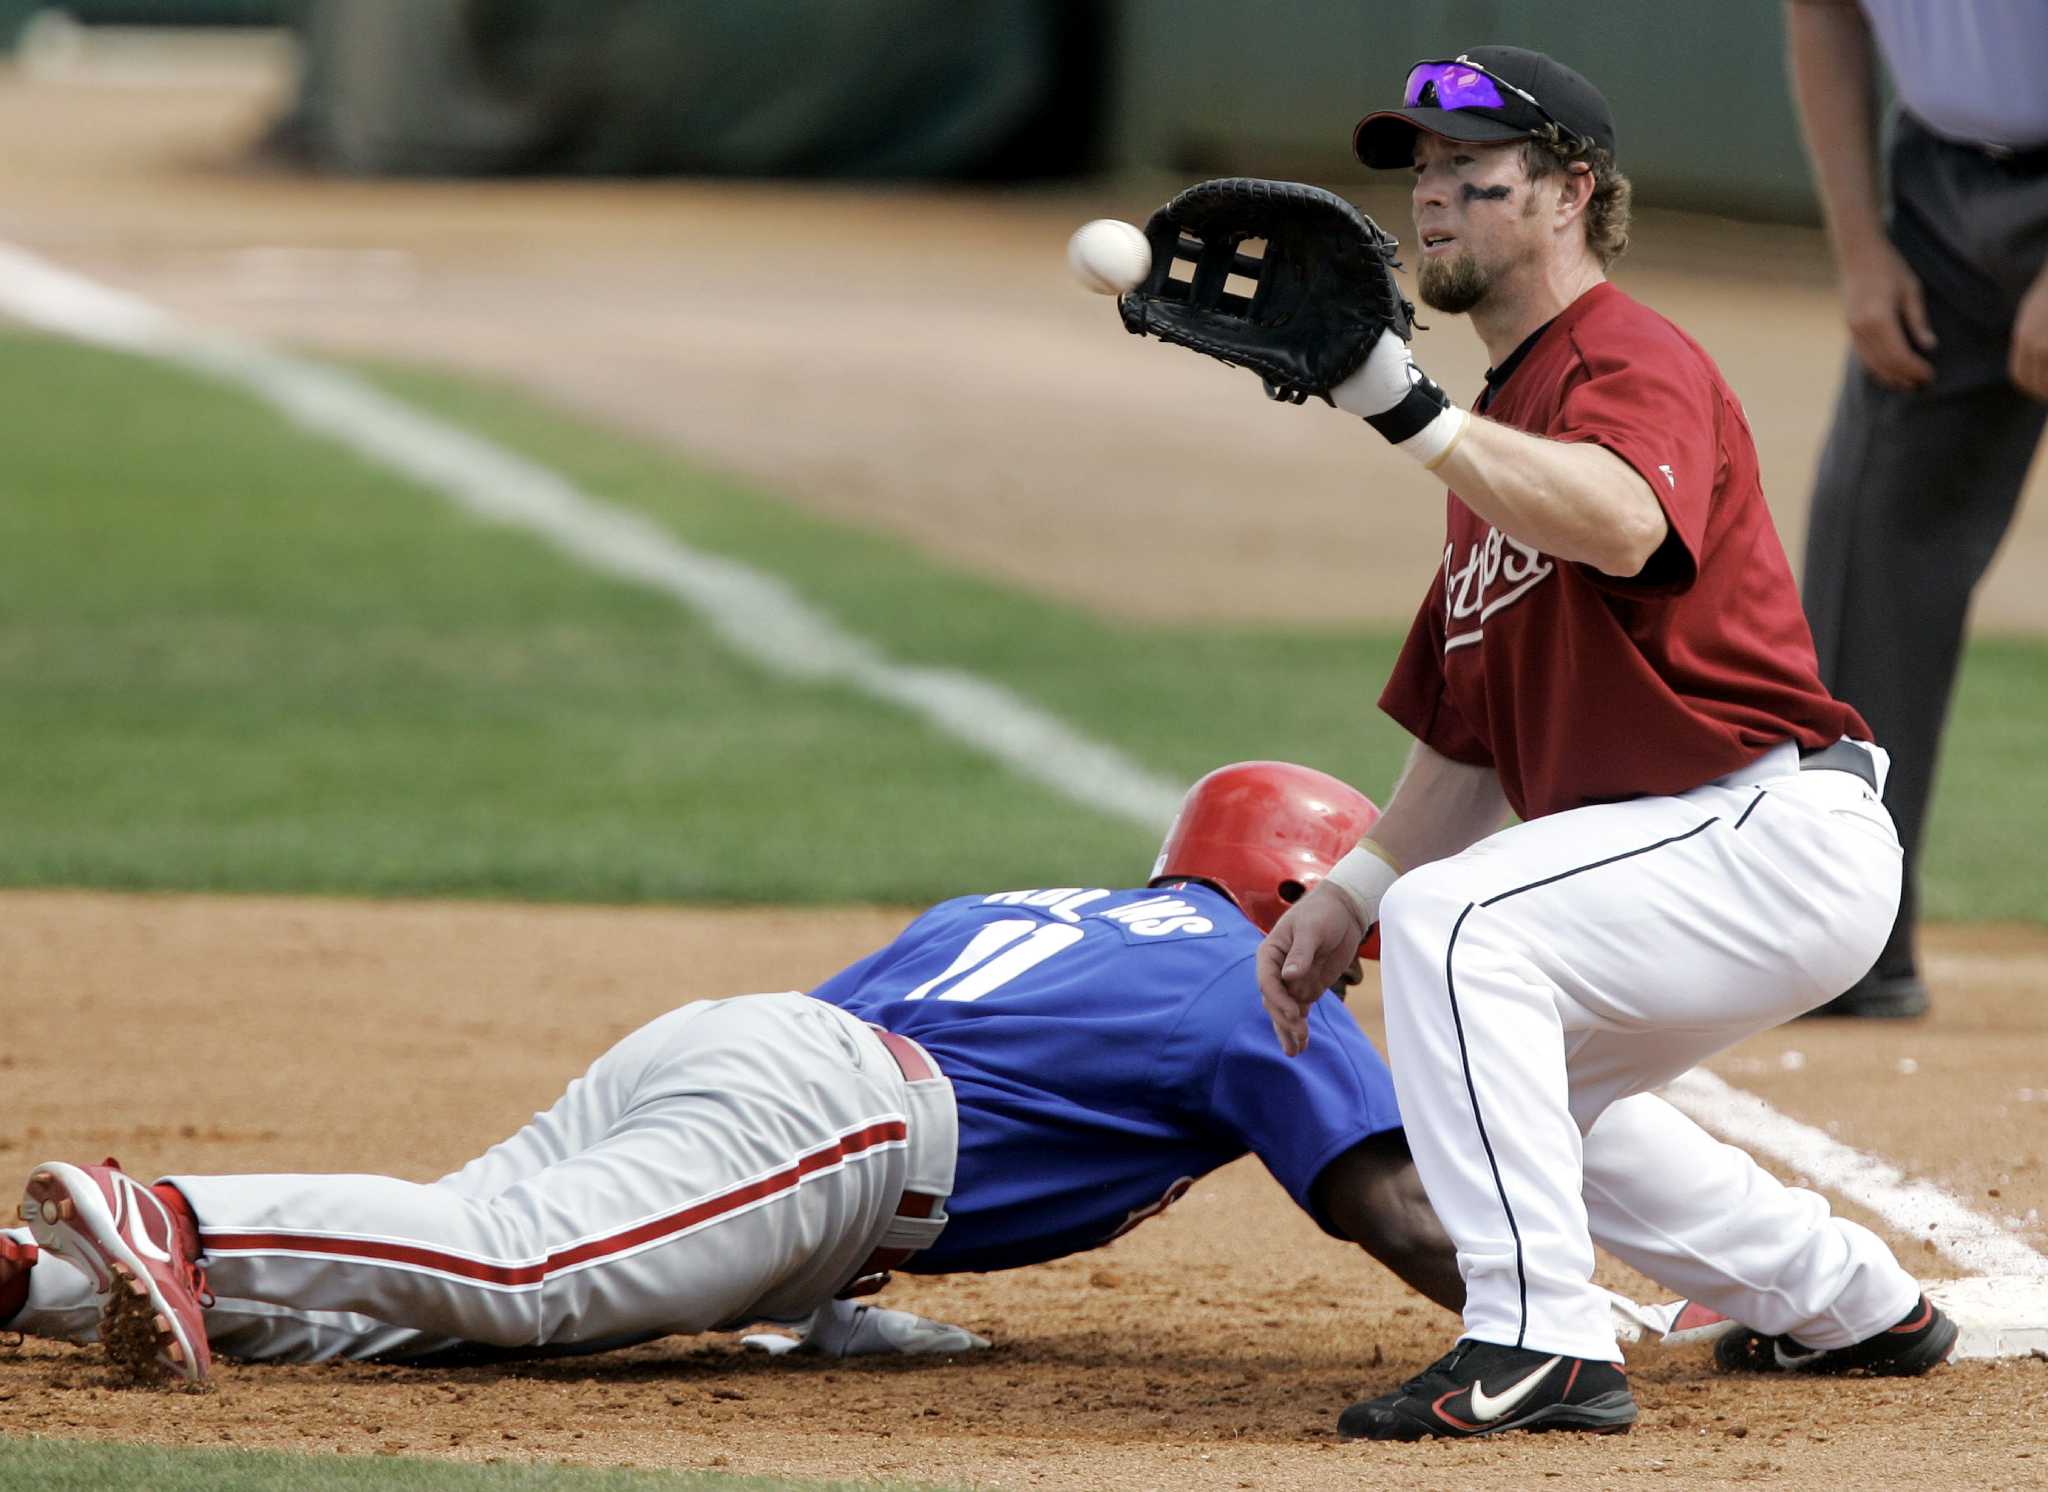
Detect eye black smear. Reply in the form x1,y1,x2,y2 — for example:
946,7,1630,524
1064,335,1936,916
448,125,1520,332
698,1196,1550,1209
1461,184,1512,203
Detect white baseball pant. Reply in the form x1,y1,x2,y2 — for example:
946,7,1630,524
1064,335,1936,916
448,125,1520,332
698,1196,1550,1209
1378,743,1920,1362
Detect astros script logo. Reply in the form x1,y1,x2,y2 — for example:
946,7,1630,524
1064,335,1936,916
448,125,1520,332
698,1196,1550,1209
1442,525,1555,652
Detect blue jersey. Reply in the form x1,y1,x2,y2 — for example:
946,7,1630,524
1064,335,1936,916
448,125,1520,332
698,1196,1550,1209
808,883,1401,1274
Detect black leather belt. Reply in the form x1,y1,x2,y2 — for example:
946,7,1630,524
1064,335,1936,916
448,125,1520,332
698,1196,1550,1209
1972,139,2048,170
1799,739,1879,793
1910,112,2048,170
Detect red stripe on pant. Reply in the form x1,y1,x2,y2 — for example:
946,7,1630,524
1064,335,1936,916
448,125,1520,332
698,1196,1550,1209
199,1118,910,1287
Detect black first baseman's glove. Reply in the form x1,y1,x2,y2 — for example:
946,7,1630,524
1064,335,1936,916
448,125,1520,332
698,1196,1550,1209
1118,177,1414,405
1118,177,1468,467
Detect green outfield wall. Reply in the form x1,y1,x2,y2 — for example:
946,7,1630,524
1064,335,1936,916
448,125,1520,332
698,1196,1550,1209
1108,0,1824,222
20,0,1827,222
0,0,282,47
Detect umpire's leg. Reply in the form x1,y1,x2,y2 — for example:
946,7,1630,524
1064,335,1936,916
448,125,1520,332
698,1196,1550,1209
1800,152,2047,1003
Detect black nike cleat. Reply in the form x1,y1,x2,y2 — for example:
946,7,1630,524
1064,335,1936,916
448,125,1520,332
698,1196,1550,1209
1337,1339,1637,1441
1713,1295,1958,1376
1801,967,1930,1019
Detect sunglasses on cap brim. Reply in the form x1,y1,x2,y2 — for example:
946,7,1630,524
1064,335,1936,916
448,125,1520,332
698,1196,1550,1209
1402,57,1584,150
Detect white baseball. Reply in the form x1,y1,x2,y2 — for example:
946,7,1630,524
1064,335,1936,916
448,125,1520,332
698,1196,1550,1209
1067,218,1151,296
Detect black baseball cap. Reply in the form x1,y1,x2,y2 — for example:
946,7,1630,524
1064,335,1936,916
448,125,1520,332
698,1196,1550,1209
1353,46,1617,169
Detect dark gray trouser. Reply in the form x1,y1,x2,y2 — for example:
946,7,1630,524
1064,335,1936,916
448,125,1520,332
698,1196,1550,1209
1801,112,2048,981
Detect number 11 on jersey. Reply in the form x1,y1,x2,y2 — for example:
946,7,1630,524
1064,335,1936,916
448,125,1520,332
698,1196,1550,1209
901,920,1084,1004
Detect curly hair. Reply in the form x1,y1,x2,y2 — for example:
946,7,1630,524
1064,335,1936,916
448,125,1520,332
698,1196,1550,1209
1521,128,1632,268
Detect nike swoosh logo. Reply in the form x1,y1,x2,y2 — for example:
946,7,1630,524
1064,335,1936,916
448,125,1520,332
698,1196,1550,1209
1772,1341,1827,1369
1467,1356,1561,1422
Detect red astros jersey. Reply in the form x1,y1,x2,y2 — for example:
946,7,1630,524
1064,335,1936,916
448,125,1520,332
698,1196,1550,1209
1379,282,1866,820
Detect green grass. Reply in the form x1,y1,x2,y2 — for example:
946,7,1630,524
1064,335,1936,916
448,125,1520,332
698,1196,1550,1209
1921,635,2048,923
0,1436,959,1492
0,330,1408,903
0,329,2040,918
355,359,1413,796
0,334,1146,902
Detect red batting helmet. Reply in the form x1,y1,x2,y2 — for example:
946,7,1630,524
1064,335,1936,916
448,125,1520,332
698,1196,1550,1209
1149,761,1381,935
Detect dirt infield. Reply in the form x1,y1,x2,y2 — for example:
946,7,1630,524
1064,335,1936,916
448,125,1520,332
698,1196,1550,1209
4,53,2048,1491
4,892,2046,1490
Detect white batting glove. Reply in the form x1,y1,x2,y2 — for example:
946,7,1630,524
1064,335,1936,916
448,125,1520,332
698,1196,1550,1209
1331,328,1469,469
741,1298,991,1358
1605,1289,1738,1350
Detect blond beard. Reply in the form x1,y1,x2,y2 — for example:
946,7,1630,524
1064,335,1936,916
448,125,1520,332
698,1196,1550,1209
1418,250,1492,314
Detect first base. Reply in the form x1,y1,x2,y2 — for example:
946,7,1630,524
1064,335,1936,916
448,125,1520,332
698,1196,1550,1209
1928,1275,2048,1361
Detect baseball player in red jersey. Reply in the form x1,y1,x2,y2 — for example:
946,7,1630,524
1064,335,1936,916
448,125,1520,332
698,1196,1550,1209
1256,48,1956,1440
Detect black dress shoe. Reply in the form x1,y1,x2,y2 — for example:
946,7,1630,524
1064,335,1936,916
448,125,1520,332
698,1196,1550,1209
1802,968,1929,1019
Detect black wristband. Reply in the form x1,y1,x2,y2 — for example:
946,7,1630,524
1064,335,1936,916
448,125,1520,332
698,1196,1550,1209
1363,371,1452,444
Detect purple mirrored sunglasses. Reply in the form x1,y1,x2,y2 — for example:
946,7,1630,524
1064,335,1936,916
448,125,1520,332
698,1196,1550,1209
1402,58,1579,145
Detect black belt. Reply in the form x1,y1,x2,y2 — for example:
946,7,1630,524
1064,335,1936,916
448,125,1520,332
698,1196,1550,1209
837,1028,945,1299
1908,112,2048,170
1799,739,1879,793
1968,139,2048,169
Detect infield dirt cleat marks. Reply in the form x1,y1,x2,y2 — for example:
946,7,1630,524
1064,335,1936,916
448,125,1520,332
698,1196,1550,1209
101,1262,200,1386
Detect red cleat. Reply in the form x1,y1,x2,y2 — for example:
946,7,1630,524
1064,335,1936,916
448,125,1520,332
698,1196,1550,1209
23,1159,212,1384
0,1234,37,1326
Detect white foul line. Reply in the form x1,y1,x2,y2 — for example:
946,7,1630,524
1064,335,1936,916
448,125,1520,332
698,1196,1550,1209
1667,1068,2047,1279
0,240,1186,833
4,241,2043,1291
